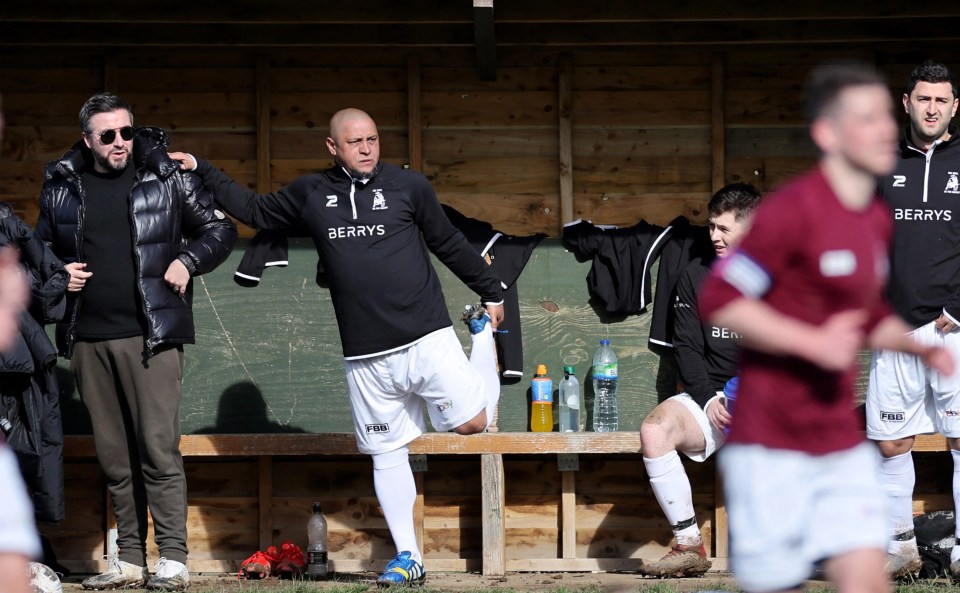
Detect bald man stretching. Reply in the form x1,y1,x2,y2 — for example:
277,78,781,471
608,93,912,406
171,109,503,587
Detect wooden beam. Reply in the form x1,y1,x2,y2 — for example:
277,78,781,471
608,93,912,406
561,471,577,559
558,53,574,229
413,472,425,555
481,454,506,576
714,466,728,560
63,432,951,458
406,54,422,172
710,51,725,192
256,55,271,194
473,0,497,81
5,20,960,47
5,1,958,24
258,456,273,551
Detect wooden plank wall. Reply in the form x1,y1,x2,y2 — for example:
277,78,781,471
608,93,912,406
3,46,951,235
43,448,956,574
4,5,960,574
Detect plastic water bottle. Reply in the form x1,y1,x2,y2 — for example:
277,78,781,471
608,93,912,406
592,340,619,432
530,364,553,432
723,376,738,437
559,366,581,432
306,501,328,579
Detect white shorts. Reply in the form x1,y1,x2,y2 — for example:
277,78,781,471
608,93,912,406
718,442,886,593
866,320,960,440
345,327,486,455
668,392,726,462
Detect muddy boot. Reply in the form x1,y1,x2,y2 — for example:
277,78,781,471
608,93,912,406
638,542,711,578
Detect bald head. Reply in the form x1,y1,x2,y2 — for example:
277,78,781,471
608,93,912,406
326,108,381,180
329,108,374,139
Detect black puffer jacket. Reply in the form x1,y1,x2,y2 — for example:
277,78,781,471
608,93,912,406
0,202,68,523
35,126,237,358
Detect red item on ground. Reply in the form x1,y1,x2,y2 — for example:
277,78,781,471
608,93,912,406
238,546,279,580
274,540,307,579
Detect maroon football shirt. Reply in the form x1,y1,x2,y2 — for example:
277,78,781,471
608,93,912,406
700,166,894,454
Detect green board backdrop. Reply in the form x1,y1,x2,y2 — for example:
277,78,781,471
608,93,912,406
58,238,674,435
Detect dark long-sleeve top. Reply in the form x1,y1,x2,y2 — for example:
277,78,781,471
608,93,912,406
194,160,503,358
673,255,740,409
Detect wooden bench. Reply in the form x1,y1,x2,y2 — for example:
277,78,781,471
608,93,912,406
58,432,951,576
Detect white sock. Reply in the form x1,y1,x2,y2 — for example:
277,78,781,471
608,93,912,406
643,451,700,545
372,447,421,563
468,324,500,429
878,451,917,553
952,450,960,563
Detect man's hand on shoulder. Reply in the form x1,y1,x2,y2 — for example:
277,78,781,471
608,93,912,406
168,152,197,172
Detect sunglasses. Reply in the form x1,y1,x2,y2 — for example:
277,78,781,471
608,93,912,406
91,126,135,145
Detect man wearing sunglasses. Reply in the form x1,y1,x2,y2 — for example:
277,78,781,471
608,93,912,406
36,93,237,591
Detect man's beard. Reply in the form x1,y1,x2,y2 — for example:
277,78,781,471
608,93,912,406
338,158,381,182
94,150,130,173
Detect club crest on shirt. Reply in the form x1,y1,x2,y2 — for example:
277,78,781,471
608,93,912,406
946,172,960,194
372,188,388,210
819,249,856,277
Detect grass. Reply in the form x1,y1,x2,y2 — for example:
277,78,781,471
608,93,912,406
180,579,954,593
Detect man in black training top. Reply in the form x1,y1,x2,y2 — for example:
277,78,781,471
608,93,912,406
170,108,503,587
638,183,760,577
866,59,960,582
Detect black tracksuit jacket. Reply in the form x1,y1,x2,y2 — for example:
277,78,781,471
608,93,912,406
880,127,960,328
195,160,503,358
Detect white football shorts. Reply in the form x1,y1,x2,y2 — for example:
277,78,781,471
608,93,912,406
345,327,486,454
866,320,960,440
667,392,726,462
718,442,886,593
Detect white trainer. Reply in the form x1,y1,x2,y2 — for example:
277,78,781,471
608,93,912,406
27,562,62,593
146,558,189,591
81,555,147,590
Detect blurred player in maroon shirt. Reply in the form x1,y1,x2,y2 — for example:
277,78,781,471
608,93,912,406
700,62,954,593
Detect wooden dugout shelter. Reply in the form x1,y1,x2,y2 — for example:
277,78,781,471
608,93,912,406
0,0,957,576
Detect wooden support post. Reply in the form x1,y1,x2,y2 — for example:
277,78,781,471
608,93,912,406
714,466,728,560
561,471,577,559
710,52,726,192
406,54,422,172
414,472,425,554
258,456,273,551
103,487,116,557
558,54,574,231
481,453,506,576
256,56,271,194
472,0,497,81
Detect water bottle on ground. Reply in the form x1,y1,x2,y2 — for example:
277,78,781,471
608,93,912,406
306,501,328,579
530,364,553,432
592,339,619,432
723,376,739,437
559,365,581,432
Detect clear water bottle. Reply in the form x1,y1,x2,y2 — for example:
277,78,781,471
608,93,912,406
592,339,619,432
306,501,328,579
559,365,581,432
